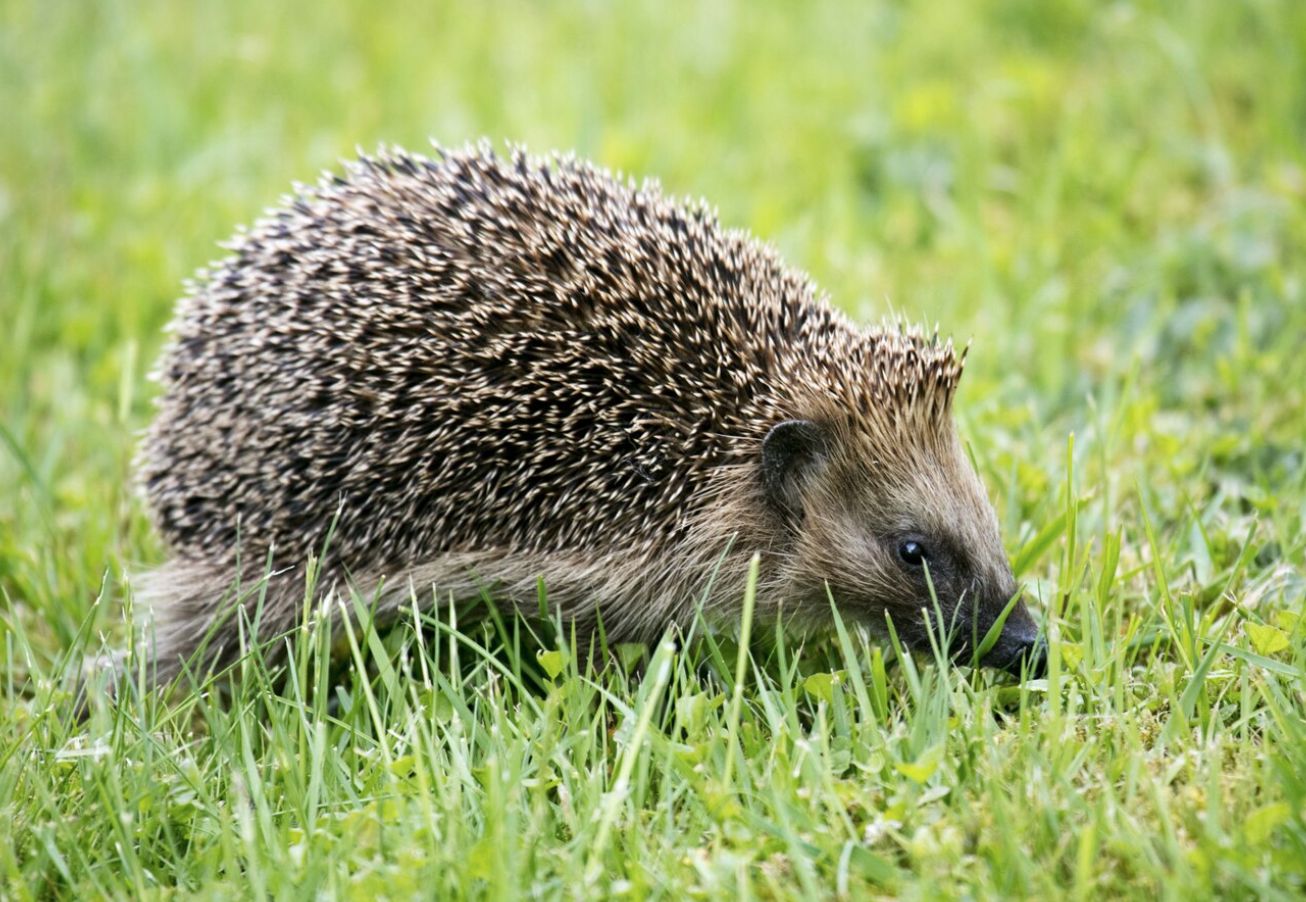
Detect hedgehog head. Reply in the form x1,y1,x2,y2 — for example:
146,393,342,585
761,327,1043,674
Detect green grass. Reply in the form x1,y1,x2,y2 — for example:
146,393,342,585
3,0,1306,897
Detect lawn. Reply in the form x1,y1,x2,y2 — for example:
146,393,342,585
2,0,1305,897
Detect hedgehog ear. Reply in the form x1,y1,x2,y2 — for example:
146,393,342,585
761,419,829,520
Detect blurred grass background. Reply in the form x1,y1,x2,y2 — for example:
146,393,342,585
2,0,1305,897
3,1,1304,637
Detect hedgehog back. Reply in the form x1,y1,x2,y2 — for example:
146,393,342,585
140,147,851,575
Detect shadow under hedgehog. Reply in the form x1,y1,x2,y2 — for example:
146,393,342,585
129,142,1045,691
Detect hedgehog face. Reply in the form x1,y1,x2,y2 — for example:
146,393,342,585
761,418,1044,676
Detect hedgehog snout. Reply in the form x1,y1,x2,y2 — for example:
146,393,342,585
973,597,1046,679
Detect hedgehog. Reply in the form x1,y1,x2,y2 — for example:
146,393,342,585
132,142,1045,689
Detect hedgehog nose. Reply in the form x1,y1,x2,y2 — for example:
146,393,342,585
1002,636,1047,680
977,617,1046,680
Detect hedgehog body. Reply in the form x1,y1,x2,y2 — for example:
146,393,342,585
137,143,1042,682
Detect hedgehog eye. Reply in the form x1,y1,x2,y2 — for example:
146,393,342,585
897,539,928,568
